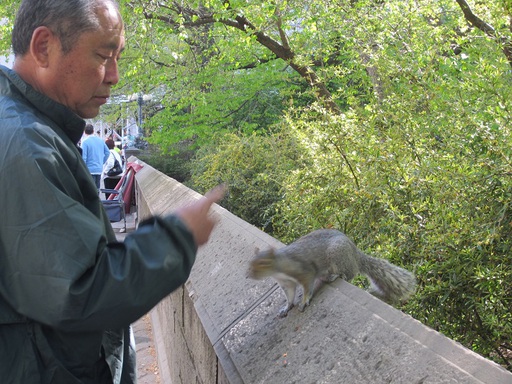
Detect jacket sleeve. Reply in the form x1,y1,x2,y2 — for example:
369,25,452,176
0,127,198,332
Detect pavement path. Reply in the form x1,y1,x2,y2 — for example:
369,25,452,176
133,314,161,384
112,211,161,384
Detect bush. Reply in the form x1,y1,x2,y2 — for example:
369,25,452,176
137,144,195,183
188,130,305,233
270,102,512,370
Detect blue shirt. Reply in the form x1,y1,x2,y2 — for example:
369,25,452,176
82,135,109,174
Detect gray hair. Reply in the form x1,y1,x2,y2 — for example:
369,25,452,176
12,0,120,56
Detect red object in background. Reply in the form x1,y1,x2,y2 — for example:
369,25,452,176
108,162,143,213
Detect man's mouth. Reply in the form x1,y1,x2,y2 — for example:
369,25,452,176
95,96,109,104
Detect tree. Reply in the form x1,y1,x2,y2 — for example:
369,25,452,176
129,0,342,112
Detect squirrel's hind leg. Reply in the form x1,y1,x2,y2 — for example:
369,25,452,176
277,279,298,317
297,277,321,312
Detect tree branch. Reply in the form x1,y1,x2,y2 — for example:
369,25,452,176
454,0,512,68
328,138,360,190
229,14,340,113
141,2,341,114
274,7,290,51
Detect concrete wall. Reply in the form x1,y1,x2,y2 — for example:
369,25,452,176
133,159,512,384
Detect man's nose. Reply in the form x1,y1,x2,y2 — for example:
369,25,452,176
105,60,120,85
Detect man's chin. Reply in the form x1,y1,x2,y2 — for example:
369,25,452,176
75,107,101,119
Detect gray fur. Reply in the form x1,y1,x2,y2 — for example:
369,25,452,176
248,229,416,317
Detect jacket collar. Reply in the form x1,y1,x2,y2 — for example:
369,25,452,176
0,65,86,145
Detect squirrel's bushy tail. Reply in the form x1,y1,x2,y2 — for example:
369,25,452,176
359,252,416,303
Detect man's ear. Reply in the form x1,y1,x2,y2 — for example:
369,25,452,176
29,26,56,68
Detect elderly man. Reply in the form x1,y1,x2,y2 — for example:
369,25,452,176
0,1,224,383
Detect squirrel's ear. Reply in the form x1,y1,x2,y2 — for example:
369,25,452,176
254,247,260,254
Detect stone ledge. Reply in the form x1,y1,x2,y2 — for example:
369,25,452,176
132,159,512,384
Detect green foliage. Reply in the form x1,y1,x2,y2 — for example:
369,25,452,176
188,129,305,232
137,144,194,182
265,1,512,367
271,98,512,367
146,60,293,149
0,1,19,54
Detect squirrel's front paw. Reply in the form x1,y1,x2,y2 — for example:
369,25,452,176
278,303,293,318
298,293,313,312
298,300,310,312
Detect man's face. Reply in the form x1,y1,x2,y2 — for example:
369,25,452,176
45,3,125,118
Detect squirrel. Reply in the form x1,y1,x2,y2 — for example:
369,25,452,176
247,229,416,317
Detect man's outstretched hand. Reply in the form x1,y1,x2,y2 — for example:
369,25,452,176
174,185,227,246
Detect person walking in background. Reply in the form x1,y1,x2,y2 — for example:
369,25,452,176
103,138,124,198
82,123,110,189
0,0,225,383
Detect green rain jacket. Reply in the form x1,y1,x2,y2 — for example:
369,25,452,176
0,65,197,383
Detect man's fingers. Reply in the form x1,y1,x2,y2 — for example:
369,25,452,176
203,184,227,206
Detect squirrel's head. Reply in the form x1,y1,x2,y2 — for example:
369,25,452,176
247,248,276,280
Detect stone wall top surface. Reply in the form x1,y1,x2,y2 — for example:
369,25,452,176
134,160,512,384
